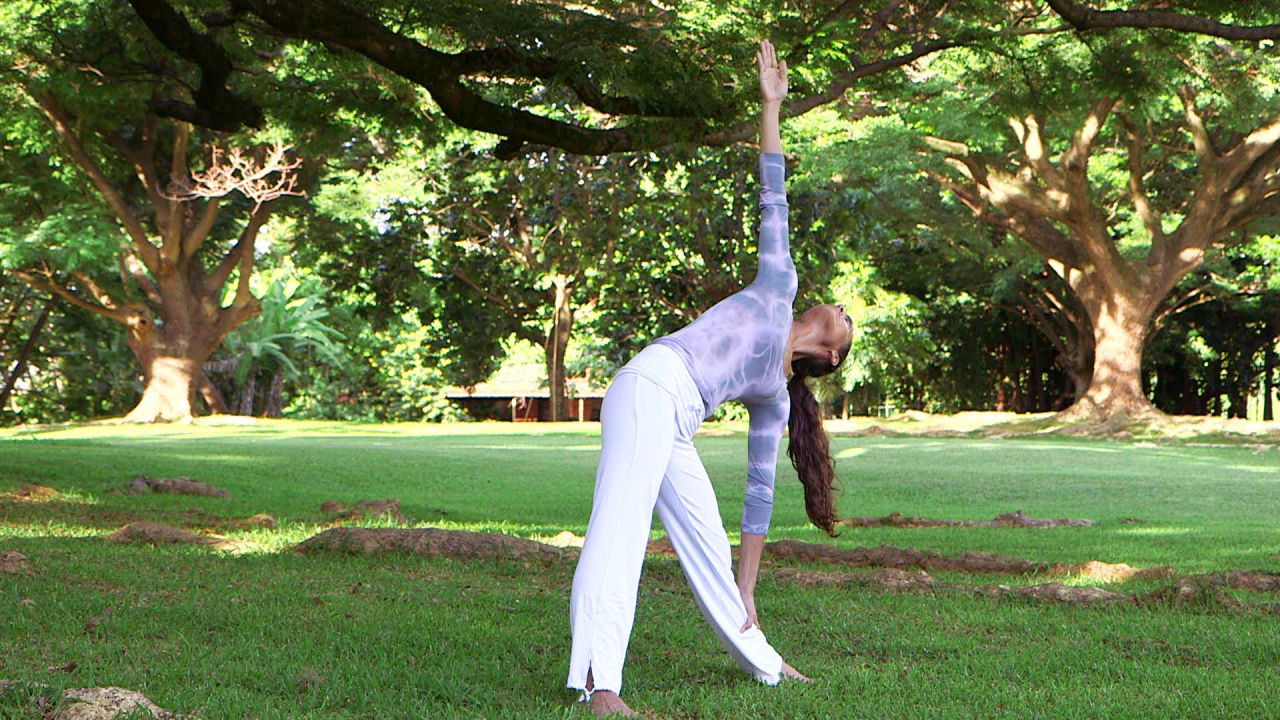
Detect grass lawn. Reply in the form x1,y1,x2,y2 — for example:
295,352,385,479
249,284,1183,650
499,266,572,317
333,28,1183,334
1,420,1278,718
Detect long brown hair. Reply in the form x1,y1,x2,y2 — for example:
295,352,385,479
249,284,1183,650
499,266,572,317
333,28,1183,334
787,342,850,537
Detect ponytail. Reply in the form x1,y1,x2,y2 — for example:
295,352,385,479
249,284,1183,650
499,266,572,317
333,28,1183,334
786,347,848,537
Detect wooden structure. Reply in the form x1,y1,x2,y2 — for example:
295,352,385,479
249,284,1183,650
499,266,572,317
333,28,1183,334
445,364,605,422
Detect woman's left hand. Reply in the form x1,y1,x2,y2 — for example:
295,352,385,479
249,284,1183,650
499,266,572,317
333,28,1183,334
757,39,788,105
740,590,760,632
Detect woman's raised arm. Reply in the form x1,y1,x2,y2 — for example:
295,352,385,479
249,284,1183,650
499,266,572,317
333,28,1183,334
757,39,787,154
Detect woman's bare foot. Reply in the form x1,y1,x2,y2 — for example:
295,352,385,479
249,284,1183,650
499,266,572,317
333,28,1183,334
781,662,811,682
589,690,636,717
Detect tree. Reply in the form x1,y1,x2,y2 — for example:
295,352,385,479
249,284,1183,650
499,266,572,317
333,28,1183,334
6,92,301,421
122,1,1280,156
918,18,1280,421
427,149,635,420
935,98,1280,419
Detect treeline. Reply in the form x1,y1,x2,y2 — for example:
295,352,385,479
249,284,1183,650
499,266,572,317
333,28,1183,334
2,1,1279,424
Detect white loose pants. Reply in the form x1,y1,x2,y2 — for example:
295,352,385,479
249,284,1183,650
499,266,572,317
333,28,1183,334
567,344,784,696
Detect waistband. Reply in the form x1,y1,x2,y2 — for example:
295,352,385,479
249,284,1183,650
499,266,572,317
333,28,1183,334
616,344,707,421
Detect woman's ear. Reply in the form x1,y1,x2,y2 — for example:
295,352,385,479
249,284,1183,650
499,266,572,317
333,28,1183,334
828,349,840,366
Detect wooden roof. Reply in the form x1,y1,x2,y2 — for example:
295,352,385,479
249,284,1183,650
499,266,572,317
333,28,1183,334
445,363,607,399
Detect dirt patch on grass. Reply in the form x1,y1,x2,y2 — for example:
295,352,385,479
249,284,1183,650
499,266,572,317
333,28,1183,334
0,552,33,575
5,484,61,502
296,527,567,562
105,522,251,552
842,510,1093,528
123,475,229,498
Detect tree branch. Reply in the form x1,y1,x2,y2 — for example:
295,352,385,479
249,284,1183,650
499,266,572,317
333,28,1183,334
1121,116,1165,244
450,265,515,311
119,250,163,308
183,198,222,258
126,0,263,130
1046,0,1280,41
1178,86,1217,168
12,269,129,323
211,205,269,290
28,91,162,272
161,121,191,258
1010,114,1066,190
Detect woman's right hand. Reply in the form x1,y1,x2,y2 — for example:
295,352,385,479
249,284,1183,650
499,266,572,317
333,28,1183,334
757,39,788,105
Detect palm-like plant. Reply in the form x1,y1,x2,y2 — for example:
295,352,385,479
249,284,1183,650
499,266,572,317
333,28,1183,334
211,270,344,416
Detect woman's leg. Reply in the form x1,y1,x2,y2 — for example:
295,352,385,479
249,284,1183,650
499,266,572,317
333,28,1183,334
654,438,784,684
568,372,678,696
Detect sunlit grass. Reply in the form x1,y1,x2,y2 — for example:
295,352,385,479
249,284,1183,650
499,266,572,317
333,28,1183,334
2,420,1279,718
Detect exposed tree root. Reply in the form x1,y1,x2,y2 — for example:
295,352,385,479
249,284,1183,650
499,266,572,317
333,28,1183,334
105,522,250,552
295,527,567,562
124,475,229,498
0,680,193,719
319,499,408,524
767,541,1056,574
842,510,1094,528
772,567,1264,608
765,540,1279,605
54,686,192,719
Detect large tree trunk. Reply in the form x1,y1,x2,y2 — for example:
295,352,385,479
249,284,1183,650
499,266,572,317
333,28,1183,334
126,353,202,423
544,276,573,422
123,322,219,423
1060,288,1159,422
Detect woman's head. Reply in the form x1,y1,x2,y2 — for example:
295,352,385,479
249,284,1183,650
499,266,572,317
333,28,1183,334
792,303,854,367
787,303,852,537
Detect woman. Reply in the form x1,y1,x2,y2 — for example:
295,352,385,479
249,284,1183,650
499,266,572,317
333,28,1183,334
567,40,852,718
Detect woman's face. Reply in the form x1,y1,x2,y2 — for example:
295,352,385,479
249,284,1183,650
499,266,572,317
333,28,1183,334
799,303,854,358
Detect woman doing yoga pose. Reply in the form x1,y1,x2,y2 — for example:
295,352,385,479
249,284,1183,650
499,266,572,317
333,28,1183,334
567,39,852,718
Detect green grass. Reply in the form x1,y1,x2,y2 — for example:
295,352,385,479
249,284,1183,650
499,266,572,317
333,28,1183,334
2,420,1278,718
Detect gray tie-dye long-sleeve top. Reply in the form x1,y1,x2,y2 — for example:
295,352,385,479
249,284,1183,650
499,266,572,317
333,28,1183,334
654,153,797,535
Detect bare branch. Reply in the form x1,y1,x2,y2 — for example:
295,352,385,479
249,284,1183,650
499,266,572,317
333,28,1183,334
166,144,304,208
1010,114,1065,189
211,205,270,290
451,265,515,311
1060,97,1117,182
70,271,119,309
